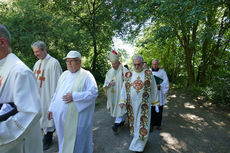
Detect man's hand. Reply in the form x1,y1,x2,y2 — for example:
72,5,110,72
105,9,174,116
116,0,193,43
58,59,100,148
47,111,53,120
109,80,115,87
63,92,73,103
120,103,125,109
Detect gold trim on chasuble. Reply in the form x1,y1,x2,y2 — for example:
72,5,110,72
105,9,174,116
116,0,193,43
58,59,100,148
124,70,152,140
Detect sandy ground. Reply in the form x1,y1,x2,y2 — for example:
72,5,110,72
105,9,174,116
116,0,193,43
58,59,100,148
45,89,230,153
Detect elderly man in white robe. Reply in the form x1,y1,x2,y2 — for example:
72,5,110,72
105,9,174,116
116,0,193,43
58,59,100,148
103,50,128,134
48,50,98,153
150,59,169,131
120,55,159,153
32,40,63,150
0,24,42,153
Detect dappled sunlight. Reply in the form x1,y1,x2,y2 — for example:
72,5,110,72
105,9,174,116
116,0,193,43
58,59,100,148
227,113,230,118
212,121,226,127
122,142,129,147
202,138,209,143
193,98,198,102
180,113,203,121
184,102,196,109
179,113,204,122
160,132,187,152
93,127,99,131
179,113,209,131
197,96,205,100
203,102,213,107
168,94,177,98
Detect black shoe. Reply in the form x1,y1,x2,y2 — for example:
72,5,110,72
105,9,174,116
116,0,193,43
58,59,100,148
112,123,119,135
119,121,125,126
43,131,54,151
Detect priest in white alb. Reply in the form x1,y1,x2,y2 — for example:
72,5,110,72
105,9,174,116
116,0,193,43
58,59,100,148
48,50,98,153
32,40,63,150
150,59,169,131
120,55,159,153
103,50,128,134
0,24,42,153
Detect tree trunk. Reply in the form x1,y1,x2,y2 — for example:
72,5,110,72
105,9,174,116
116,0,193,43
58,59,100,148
183,35,195,87
185,48,195,86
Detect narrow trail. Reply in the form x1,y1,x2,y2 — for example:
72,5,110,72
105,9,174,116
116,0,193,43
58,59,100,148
45,89,230,153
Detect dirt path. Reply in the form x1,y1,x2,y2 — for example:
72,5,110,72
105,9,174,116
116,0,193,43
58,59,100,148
45,89,230,153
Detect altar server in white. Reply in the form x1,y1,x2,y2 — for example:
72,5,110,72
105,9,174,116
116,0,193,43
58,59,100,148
120,55,159,153
0,24,42,153
48,50,98,153
150,59,169,131
32,40,62,150
103,50,128,134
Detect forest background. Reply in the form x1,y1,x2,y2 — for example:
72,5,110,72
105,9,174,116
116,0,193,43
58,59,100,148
0,0,229,106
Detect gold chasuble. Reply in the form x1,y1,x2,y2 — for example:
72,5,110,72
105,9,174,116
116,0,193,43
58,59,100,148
56,68,88,153
125,69,152,140
120,69,159,152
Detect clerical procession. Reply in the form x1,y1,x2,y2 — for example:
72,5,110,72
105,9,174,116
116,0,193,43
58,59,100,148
1,10,230,153
0,23,169,153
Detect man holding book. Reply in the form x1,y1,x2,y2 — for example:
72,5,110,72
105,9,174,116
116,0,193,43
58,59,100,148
151,59,169,131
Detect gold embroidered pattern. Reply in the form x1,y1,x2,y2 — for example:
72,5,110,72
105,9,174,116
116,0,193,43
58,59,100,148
124,70,152,140
131,76,144,94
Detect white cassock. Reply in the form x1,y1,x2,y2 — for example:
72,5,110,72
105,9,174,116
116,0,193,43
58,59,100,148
103,65,128,117
0,53,42,153
33,54,62,132
120,69,159,152
49,68,98,153
152,69,169,105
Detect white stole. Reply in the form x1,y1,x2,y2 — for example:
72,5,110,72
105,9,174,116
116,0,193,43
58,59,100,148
57,68,88,153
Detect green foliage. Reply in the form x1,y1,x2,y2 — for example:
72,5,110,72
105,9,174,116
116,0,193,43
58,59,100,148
0,0,119,85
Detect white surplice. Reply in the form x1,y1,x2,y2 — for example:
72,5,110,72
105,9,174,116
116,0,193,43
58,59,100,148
103,65,128,117
0,53,42,153
33,54,62,131
120,69,159,152
49,69,98,153
152,68,169,105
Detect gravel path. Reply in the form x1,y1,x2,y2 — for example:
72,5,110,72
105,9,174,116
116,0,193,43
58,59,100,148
45,89,230,153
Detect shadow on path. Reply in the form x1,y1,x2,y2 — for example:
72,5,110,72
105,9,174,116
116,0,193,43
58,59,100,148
45,89,230,153
93,89,230,153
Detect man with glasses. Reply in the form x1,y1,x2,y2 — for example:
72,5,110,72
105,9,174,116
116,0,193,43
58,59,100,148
0,24,42,153
119,55,159,153
48,50,98,153
32,40,62,150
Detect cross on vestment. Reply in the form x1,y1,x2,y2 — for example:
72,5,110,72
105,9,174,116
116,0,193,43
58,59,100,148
35,63,42,80
39,70,45,88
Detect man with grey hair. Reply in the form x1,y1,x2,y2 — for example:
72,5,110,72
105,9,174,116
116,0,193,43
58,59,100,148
0,24,42,152
48,51,98,153
120,55,159,153
151,59,169,131
32,40,62,150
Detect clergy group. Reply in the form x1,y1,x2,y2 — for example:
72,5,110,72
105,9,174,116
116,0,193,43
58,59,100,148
0,23,170,153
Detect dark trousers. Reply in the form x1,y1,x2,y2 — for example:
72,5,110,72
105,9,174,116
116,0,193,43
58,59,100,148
150,105,163,127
